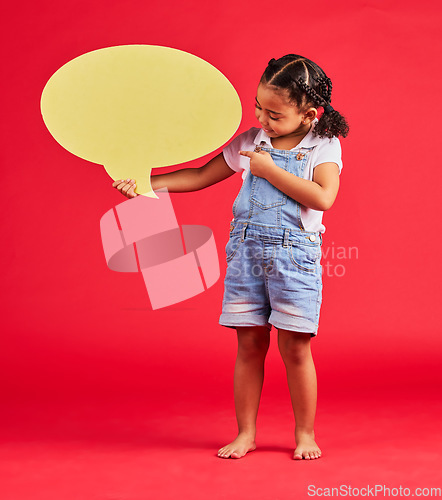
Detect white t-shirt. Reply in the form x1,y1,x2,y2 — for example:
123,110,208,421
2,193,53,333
222,120,343,233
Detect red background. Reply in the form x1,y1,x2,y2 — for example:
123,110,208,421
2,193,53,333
2,0,442,498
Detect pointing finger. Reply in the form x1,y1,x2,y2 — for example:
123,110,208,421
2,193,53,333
239,150,253,158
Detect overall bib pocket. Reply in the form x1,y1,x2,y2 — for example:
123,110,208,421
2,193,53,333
250,176,288,209
248,147,312,211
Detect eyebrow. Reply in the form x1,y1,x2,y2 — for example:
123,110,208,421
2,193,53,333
255,97,283,115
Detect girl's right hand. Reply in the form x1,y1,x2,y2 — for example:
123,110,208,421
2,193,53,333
112,179,138,198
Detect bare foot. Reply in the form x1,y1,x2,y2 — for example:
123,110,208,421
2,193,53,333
217,433,256,459
294,430,322,460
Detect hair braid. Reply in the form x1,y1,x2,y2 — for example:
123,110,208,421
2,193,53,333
316,76,332,103
296,78,328,107
260,54,349,138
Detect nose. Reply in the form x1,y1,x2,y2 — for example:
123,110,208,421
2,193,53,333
259,114,268,127
255,107,268,127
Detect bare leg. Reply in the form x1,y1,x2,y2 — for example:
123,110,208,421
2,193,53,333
218,326,270,459
278,329,322,460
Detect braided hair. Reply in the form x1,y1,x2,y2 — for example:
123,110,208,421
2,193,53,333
261,55,349,139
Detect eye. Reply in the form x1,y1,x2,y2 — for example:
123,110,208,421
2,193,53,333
269,115,279,121
255,103,262,110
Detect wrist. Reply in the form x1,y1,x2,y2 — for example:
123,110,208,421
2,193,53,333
264,160,279,181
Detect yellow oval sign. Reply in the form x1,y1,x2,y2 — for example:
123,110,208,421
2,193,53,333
41,45,242,197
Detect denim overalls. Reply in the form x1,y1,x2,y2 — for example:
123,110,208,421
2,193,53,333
219,144,323,335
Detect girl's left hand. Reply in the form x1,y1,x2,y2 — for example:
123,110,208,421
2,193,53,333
239,150,277,179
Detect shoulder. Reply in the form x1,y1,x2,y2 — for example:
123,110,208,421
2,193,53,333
223,128,260,173
226,127,260,149
315,135,342,153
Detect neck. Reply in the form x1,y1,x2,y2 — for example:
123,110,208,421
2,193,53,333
271,124,311,150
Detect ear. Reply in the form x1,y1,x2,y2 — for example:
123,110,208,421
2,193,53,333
303,107,318,125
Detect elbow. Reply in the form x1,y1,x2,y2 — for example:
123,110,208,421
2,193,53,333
315,196,335,212
315,187,338,211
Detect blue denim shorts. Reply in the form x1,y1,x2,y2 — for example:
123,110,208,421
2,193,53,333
219,222,323,336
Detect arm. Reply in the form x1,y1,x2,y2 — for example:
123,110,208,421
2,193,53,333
151,152,236,192
239,150,340,211
113,152,236,198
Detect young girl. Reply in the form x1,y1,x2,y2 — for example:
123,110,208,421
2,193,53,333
113,54,349,460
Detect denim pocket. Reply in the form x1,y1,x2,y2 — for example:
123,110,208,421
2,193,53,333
225,234,242,262
288,244,321,274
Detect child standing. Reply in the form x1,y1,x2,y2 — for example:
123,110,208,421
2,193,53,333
113,54,349,460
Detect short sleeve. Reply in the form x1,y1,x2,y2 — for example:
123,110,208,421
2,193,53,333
313,137,343,173
222,134,244,172
222,128,259,173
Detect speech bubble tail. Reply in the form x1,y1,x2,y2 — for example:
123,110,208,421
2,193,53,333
135,171,158,198
139,190,159,199
103,163,157,198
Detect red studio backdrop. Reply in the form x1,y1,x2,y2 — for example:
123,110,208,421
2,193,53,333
1,1,442,499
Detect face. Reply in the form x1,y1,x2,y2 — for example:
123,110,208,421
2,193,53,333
254,83,315,139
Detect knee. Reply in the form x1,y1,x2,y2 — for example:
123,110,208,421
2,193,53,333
237,328,270,361
278,333,311,365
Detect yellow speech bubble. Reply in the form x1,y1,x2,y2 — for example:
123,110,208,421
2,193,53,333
41,45,242,197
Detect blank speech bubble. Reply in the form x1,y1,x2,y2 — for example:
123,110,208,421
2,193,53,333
41,45,242,197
